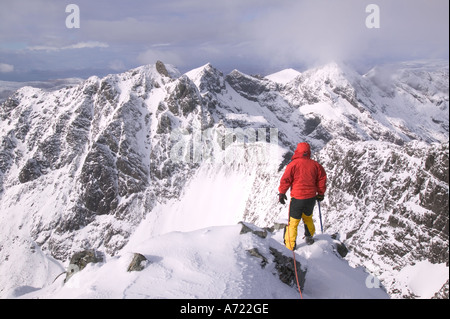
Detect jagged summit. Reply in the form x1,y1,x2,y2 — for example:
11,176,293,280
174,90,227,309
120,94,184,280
129,60,181,79
185,62,225,94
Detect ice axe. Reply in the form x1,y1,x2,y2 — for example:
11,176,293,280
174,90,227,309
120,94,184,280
317,200,323,234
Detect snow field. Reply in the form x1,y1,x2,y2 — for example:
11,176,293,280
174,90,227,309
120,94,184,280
14,220,390,299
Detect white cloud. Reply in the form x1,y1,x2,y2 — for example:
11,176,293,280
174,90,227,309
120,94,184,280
1,0,447,80
0,63,14,73
66,42,109,50
27,41,109,52
212,0,449,70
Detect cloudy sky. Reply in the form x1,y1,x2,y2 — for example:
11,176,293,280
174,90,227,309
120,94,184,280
0,0,448,81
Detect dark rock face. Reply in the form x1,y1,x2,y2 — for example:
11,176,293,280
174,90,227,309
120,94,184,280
319,139,449,297
166,75,200,116
245,245,307,292
226,70,269,102
80,142,118,215
0,95,20,119
0,133,15,192
269,247,306,291
19,158,44,183
331,233,348,258
156,60,169,77
196,64,226,94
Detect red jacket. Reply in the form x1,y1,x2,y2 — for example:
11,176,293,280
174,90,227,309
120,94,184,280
278,142,327,199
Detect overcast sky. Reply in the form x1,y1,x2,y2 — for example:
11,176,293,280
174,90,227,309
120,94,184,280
0,0,448,81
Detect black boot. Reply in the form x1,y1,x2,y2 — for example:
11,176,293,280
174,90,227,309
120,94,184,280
305,236,315,245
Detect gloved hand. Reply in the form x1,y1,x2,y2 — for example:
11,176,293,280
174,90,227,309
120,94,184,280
279,193,287,205
316,194,324,202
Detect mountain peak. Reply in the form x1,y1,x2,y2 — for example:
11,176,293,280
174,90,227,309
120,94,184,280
185,62,225,93
265,68,301,85
130,61,181,80
302,62,360,84
185,62,217,79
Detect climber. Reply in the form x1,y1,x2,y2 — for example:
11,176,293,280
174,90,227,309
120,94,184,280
278,142,327,249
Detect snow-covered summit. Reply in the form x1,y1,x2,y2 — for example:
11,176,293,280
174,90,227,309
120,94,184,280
265,68,301,85
185,62,226,94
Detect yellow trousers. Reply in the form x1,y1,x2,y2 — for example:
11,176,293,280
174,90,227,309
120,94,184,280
284,214,315,250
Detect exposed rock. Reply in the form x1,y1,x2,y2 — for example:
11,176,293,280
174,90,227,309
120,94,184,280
269,247,306,291
225,70,269,102
65,249,103,283
80,142,118,215
166,75,200,116
18,158,44,183
157,112,172,134
195,64,226,94
331,233,349,258
127,253,148,272
240,221,306,290
264,222,287,233
156,60,169,77
99,79,118,104
0,95,20,119
239,221,267,238
246,248,268,268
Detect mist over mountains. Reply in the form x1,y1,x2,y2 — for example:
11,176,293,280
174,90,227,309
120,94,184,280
0,59,448,299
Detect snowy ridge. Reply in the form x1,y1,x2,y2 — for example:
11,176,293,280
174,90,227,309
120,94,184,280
8,222,388,299
0,60,448,299
265,69,301,85
0,78,83,103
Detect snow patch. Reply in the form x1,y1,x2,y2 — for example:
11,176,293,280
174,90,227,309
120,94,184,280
397,261,449,299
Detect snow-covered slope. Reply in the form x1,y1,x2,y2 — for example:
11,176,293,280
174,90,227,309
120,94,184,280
0,60,448,299
8,222,388,299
